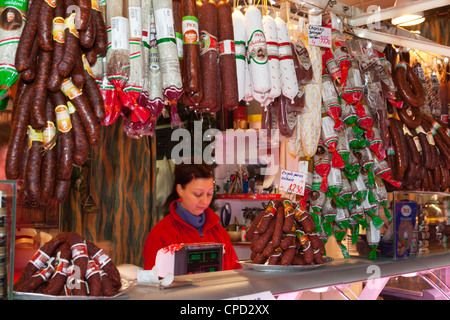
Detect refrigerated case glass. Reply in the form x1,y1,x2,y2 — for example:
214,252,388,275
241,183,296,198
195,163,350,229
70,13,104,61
0,180,17,300
348,191,450,260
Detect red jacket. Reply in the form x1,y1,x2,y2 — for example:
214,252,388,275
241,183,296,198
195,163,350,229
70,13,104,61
143,200,241,271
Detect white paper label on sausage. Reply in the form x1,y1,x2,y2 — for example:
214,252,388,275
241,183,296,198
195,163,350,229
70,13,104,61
154,8,176,43
111,16,130,50
247,30,268,64
129,7,142,39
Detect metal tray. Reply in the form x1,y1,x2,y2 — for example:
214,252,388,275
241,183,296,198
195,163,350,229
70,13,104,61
238,257,334,272
13,278,136,300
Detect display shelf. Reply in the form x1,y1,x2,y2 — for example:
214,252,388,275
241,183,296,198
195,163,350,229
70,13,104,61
216,193,281,200
112,253,450,300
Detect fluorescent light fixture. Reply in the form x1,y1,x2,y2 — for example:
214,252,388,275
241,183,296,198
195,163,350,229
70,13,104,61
392,14,425,26
347,0,447,27
352,28,450,57
310,286,329,293
401,272,418,277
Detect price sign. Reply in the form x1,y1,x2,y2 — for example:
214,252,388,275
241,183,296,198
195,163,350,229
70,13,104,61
307,25,331,48
279,170,306,196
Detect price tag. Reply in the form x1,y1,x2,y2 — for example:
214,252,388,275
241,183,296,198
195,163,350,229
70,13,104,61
307,25,331,48
279,170,306,196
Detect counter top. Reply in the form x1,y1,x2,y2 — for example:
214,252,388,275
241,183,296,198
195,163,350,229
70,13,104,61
117,253,450,300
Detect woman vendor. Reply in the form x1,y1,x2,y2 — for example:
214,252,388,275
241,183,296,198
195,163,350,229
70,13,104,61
143,161,241,270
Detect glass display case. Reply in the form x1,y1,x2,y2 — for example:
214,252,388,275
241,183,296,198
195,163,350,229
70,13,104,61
0,180,17,300
348,191,450,261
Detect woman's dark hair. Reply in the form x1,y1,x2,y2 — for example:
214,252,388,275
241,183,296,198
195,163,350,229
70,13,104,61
164,160,214,211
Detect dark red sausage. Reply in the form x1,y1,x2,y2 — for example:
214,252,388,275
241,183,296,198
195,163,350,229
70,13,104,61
65,232,89,277
86,240,121,288
271,205,284,248
42,242,71,296
80,12,96,49
21,37,39,82
394,62,425,108
53,178,71,203
68,101,90,166
24,127,43,201
50,91,74,180
6,83,32,179
58,0,80,77
398,105,421,129
15,0,42,71
40,98,58,205
217,0,239,110
197,0,218,111
83,46,98,66
71,52,87,89
47,0,65,92
389,118,408,180
92,9,108,56
85,260,102,296
75,0,92,31
38,0,56,51
83,59,105,122
31,50,53,129
181,0,203,103
61,78,101,146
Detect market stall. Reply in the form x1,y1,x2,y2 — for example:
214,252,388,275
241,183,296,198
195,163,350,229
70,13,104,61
0,0,449,300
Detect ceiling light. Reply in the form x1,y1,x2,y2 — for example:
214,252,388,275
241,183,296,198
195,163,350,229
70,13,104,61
392,14,425,26
391,0,425,26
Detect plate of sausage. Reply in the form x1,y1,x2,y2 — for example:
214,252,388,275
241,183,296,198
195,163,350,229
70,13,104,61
238,256,334,272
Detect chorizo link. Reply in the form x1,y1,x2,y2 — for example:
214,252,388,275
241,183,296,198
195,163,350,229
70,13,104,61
6,83,32,179
82,55,105,122
398,105,421,129
75,0,92,31
85,260,102,296
401,124,420,165
181,0,203,101
58,0,80,77
416,125,432,169
71,52,87,89
64,232,89,277
79,12,96,49
21,37,40,82
32,50,53,129
246,209,265,241
254,219,275,253
421,120,450,169
14,0,42,71
38,0,56,51
388,118,407,180
25,127,43,201
40,98,58,205
86,240,121,288
92,7,108,56
47,0,66,92
42,243,71,296
197,0,218,111
68,101,90,166
61,78,101,146
217,0,239,109
271,205,284,248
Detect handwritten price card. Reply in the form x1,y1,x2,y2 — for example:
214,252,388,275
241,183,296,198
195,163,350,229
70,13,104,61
279,170,306,196
307,25,331,48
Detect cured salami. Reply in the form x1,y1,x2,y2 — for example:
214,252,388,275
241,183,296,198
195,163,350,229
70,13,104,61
262,14,281,103
244,6,271,104
217,0,239,110
275,16,298,103
232,9,247,103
